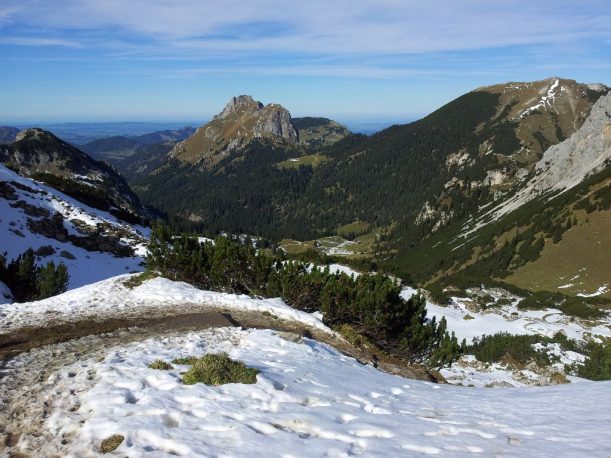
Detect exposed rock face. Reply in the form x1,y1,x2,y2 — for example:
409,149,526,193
26,212,135,257
254,104,299,143
172,95,299,165
216,95,264,120
475,92,611,222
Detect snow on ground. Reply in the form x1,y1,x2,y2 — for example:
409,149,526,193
402,286,610,387
41,328,611,457
327,263,361,278
519,78,559,118
440,355,542,388
577,284,609,297
401,287,611,345
284,261,362,278
324,239,359,256
0,164,147,290
0,275,330,335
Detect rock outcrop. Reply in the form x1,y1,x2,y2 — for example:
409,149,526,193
477,92,611,221
171,95,299,165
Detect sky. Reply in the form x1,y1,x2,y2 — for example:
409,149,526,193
0,0,610,124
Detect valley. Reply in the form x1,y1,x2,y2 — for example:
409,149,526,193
1,77,610,457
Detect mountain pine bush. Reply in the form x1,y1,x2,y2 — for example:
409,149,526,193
0,249,69,302
145,223,462,364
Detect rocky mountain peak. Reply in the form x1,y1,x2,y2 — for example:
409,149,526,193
171,95,299,165
216,95,264,120
15,127,53,143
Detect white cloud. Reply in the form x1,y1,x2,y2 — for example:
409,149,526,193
1,0,610,56
0,36,81,48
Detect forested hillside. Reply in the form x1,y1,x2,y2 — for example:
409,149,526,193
133,79,607,246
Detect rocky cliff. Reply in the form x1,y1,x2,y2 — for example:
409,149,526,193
171,95,299,166
472,92,611,223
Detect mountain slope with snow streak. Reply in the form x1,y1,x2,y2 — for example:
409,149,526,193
462,91,611,236
0,164,147,293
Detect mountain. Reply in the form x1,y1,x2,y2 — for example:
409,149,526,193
170,95,298,166
133,78,607,240
412,90,611,297
80,126,196,163
0,128,146,221
0,164,147,294
169,95,350,167
0,126,20,144
80,135,142,160
135,126,196,145
112,141,176,180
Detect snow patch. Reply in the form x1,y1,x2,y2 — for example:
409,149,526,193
39,328,611,457
577,284,609,298
0,164,147,291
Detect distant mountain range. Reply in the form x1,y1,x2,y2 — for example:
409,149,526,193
79,126,196,161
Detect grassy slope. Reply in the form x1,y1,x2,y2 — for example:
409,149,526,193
506,209,611,298
388,167,611,292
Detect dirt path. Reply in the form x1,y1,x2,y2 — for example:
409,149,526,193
0,307,437,456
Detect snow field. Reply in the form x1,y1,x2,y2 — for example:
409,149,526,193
43,328,611,457
400,287,611,345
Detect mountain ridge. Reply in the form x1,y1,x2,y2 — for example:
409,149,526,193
0,128,146,220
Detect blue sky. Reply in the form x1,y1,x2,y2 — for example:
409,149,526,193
0,0,610,123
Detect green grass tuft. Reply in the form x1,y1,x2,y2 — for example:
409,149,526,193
181,352,259,386
100,434,124,453
148,359,173,370
172,356,199,365
123,271,157,289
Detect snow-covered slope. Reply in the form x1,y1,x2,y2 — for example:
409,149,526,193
402,286,610,387
0,275,330,335
1,274,609,455
23,327,611,456
0,164,147,293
